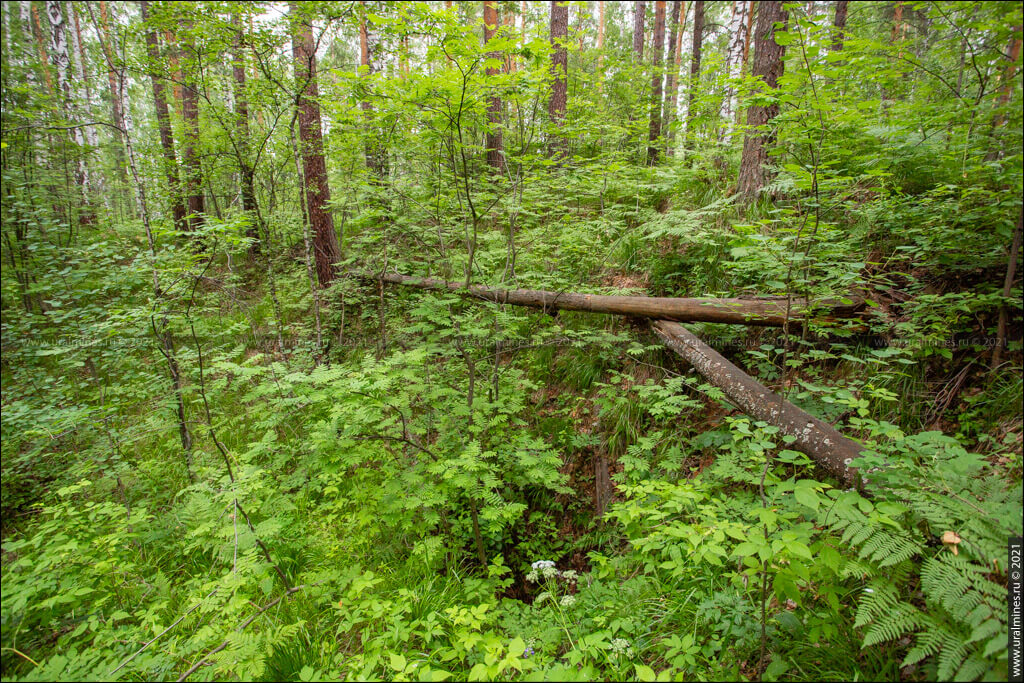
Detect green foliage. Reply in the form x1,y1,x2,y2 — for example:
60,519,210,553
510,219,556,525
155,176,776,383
2,1,1022,681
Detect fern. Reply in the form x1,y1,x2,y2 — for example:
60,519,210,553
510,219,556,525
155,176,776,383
820,440,1021,681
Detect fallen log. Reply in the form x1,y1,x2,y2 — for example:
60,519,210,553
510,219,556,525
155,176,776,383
360,270,866,483
652,321,863,485
362,271,862,327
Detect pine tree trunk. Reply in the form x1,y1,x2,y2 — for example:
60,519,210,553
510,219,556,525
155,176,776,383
647,1,666,165
180,21,205,233
633,1,646,62
736,1,787,200
483,1,504,172
291,2,342,288
164,29,183,108
98,20,195,481
831,0,848,52
548,1,568,159
139,1,186,232
232,13,259,258
30,2,54,94
685,0,704,151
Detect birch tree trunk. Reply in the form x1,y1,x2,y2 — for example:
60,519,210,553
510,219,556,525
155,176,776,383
47,1,90,206
666,1,687,156
720,0,753,142
18,2,38,92
69,3,101,199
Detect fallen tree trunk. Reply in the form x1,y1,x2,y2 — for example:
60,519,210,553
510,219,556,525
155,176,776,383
361,269,866,483
652,321,863,484
363,271,862,327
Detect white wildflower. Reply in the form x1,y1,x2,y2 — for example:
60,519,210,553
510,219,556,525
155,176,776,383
559,594,576,607
560,570,578,582
535,591,551,604
525,570,540,583
610,638,631,654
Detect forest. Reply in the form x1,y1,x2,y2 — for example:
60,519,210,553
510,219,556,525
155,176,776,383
0,0,1022,681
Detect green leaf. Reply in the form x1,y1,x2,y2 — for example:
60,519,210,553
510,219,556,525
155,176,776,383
793,482,820,511
634,664,657,682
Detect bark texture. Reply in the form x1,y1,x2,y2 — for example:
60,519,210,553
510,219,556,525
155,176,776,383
483,1,504,172
47,1,89,197
831,0,848,52
365,271,863,326
736,1,787,199
291,3,342,287
140,1,186,232
647,1,666,165
633,1,646,62
180,21,205,232
653,321,863,484
548,1,568,159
